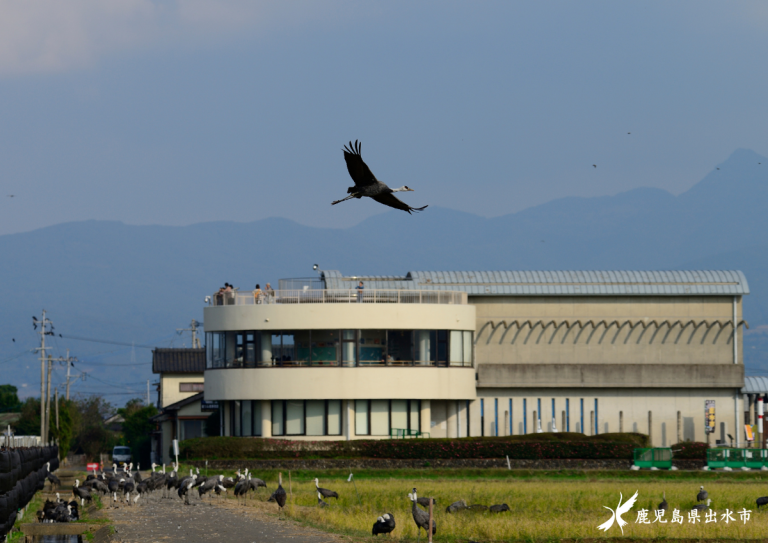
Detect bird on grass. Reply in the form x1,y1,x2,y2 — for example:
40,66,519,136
45,462,60,491
314,478,338,500
268,474,287,517
408,488,436,543
756,496,768,509
317,492,329,508
697,486,708,502
416,496,436,508
489,503,510,513
691,499,711,512
658,491,668,511
72,480,92,508
372,513,395,536
332,140,428,214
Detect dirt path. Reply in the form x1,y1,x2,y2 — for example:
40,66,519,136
105,494,341,543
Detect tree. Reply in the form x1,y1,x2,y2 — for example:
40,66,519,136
118,402,158,466
0,385,20,411
71,397,118,461
14,397,41,435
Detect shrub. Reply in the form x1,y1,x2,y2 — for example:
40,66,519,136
179,432,646,461
671,441,709,459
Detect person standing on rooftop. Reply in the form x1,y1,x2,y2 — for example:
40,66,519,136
356,281,364,303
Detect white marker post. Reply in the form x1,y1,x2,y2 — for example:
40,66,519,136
758,395,764,449
172,439,179,469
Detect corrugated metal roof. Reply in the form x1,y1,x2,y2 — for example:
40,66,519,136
320,270,749,296
742,376,768,394
152,348,205,374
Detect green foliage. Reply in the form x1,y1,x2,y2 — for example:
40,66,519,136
0,384,20,411
71,396,118,460
14,396,41,435
179,432,648,461
670,440,709,459
118,403,158,466
49,399,79,456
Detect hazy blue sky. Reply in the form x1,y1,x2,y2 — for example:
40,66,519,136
1,1,768,236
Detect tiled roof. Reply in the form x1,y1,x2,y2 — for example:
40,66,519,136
321,270,749,296
152,348,205,374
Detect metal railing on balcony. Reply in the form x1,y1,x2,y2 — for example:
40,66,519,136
208,289,467,306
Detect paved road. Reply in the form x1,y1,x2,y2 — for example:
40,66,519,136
106,496,340,543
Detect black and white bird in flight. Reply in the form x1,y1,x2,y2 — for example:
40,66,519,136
332,140,428,214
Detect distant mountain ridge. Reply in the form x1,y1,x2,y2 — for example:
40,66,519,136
2,148,768,397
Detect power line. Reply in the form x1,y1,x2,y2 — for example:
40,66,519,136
57,334,159,349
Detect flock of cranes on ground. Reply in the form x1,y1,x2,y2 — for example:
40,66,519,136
42,462,768,539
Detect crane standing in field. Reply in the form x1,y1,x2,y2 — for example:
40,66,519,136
332,140,428,214
408,488,435,542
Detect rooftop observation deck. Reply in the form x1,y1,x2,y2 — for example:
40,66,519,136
208,289,468,306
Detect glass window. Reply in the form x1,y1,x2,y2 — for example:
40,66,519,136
233,400,241,437
242,400,252,437
371,400,389,436
409,400,420,432
306,400,326,436
437,331,448,366
272,400,284,436
293,330,311,366
359,330,386,366
327,400,342,435
286,400,304,435
311,330,338,366
355,400,369,435
463,331,472,365
415,330,434,366
179,383,204,392
209,332,226,368
280,333,297,366
254,401,262,436
342,330,357,367
387,330,413,366
449,331,463,366
182,420,203,440
391,400,407,430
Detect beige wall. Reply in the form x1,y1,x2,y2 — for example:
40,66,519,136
205,367,476,401
204,303,476,332
473,388,742,446
159,373,204,408
474,295,743,365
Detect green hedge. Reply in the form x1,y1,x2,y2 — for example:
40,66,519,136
671,441,709,459
179,432,649,461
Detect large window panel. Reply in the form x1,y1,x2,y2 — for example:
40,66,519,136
449,331,463,366
272,401,284,436
342,330,357,367
409,400,420,432
391,400,408,430
359,330,386,366
371,400,389,436
253,401,262,436
463,331,472,365
327,400,342,435
355,400,369,435
306,401,326,436
286,400,305,435
293,330,311,366
311,330,339,366
415,330,434,366
242,400,252,437
233,400,241,436
387,330,413,366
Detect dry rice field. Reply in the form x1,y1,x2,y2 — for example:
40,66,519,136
221,473,768,541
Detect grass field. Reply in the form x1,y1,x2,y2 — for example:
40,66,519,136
199,467,768,541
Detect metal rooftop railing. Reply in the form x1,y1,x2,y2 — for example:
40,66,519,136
208,289,467,306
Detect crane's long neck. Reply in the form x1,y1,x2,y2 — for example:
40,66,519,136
392,186,409,192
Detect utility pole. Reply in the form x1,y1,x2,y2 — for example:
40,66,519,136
146,380,150,406
177,320,202,349
54,387,59,431
45,354,53,443
34,310,53,442
66,352,71,401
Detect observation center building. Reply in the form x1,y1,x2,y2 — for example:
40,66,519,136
204,269,748,446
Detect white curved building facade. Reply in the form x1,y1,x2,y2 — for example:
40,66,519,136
205,269,750,445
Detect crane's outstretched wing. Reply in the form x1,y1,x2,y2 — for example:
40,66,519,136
343,140,377,187
597,507,615,532
372,192,428,214
616,491,638,531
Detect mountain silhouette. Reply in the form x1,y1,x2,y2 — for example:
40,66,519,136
1,148,767,395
